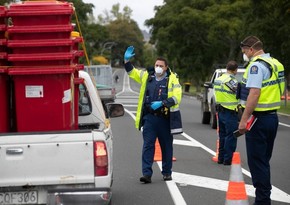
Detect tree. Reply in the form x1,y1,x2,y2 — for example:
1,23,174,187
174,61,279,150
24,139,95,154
0,0,14,6
98,3,144,66
67,0,109,65
146,0,216,86
244,0,290,85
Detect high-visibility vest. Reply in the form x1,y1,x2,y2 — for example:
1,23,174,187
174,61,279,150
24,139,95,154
240,55,285,111
214,73,238,110
128,67,183,134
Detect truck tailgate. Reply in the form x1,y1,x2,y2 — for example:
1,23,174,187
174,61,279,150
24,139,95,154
0,132,95,187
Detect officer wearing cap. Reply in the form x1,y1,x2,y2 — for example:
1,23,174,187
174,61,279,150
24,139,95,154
238,36,285,205
123,46,182,184
213,61,239,165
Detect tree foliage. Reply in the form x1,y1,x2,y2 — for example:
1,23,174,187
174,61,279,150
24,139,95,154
98,3,144,66
146,0,290,86
0,0,14,6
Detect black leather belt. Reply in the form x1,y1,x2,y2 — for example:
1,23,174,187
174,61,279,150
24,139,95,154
146,107,168,118
217,105,237,113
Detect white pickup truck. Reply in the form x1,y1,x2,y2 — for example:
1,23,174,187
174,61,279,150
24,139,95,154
0,70,124,205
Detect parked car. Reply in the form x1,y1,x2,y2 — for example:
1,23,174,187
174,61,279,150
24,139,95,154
201,66,245,129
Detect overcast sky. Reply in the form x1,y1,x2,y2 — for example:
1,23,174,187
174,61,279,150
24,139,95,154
83,0,164,31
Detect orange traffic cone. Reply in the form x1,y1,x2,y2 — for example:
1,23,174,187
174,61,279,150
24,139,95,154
225,152,249,205
212,113,219,162
212,139,219,162
154,139,176,161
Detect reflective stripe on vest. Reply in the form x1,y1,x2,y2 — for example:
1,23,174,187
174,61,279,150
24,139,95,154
240,56,285,111
214,73,238,110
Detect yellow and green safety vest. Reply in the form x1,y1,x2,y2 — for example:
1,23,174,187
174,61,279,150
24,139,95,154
214,73,239,111
240,55,285,111
127,66,183,134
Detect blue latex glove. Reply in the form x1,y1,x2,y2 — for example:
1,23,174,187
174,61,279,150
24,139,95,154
151,101,163,110
124,46,135,61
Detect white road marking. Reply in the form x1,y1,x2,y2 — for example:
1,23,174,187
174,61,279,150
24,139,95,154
171,172,290,203
279,122,290,128
157,162,187,205
124,109,290,204
119,73,290,204
173,137,290,203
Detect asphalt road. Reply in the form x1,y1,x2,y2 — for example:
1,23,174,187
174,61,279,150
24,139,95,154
110,68,290,205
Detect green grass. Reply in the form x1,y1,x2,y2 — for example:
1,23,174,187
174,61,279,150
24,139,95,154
279,101,290,115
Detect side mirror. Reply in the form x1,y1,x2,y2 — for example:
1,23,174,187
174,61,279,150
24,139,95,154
203,82,213,89
106,103,125,118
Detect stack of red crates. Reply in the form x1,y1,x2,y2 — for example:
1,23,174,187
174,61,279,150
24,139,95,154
0,6,9,132
6,1,84,132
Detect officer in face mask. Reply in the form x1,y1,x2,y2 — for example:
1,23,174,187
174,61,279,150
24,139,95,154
123,46,182,184
238,36,285,205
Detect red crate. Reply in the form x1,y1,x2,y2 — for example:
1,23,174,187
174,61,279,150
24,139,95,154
9,67,76,132
8,39,74,54
7,9,73,26
0,67,9,132
72,50,84,64
9,1,73,10
0,52,7,66
0,39,7,52
73,76,84,129
0,6,6,25
0,24,6,39
8,52,74,66
7,25,73,40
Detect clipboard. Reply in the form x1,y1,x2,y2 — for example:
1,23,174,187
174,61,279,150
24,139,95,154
233,115,257,138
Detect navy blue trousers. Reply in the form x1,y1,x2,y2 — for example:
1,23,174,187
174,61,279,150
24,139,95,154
142,114,173,177
217,110,238,163
246,113,278,205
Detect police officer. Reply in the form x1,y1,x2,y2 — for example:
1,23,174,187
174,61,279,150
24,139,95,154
123,46,182,183
238,36,285,205
213,61,239,165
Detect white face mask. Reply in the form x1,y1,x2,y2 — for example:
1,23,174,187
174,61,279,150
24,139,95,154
243,53,250,62
155,66,163,74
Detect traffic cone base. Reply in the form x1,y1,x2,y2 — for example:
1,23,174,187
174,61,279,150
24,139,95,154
225,152,249,205
226,181,248,200
154,139,176,161
213,113,220,162
212,139,219,162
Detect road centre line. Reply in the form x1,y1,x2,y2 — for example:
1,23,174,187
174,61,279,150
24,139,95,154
125,108,186,205
180,132,252,177
124,108,290,204
279,122,290,128
121,72,290,204
171,171,290,204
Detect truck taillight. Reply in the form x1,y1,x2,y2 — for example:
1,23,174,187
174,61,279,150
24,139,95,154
94,141,108,176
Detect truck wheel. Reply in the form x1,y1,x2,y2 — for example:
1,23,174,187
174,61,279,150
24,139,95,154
202,111,210,124
201,101,210,124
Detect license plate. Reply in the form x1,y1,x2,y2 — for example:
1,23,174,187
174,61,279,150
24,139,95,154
0,191,37,204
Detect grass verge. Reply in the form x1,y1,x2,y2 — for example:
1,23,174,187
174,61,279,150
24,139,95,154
279,101,290,115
